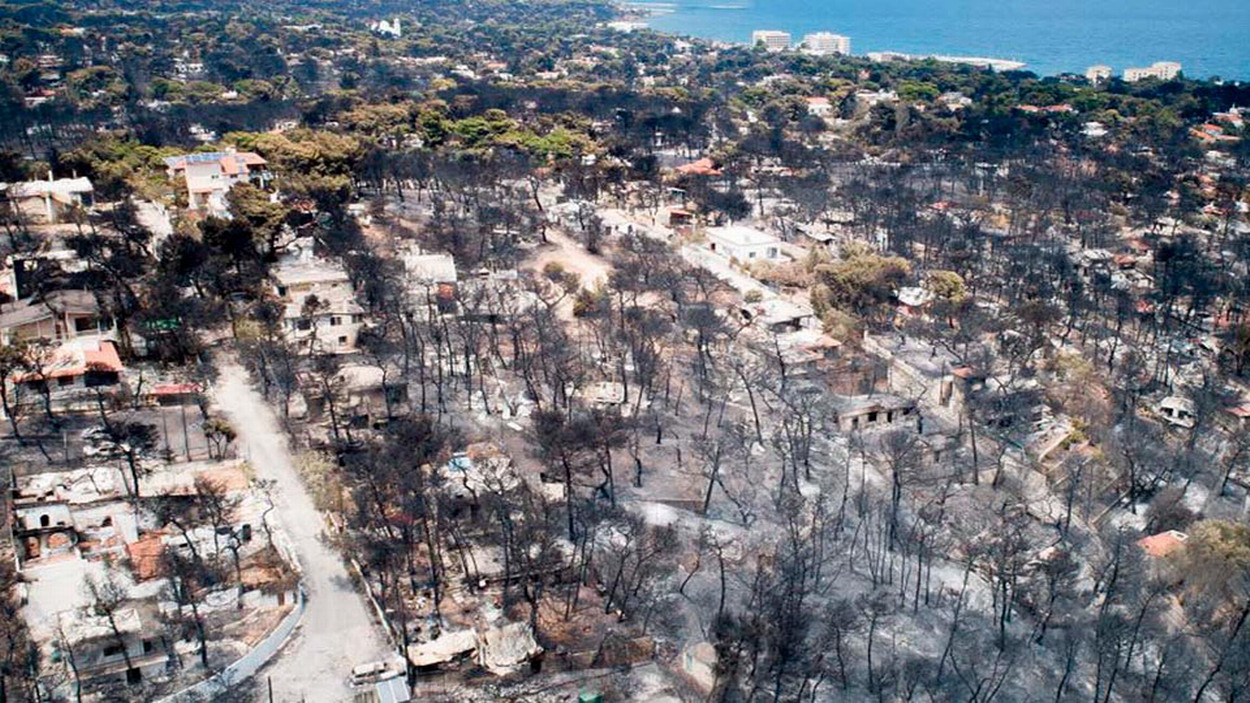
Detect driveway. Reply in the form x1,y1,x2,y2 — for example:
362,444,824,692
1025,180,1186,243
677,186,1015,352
212,356,393,702
135,199,174,246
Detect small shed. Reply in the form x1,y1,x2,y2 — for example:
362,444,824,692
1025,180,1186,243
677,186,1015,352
373,675,412,703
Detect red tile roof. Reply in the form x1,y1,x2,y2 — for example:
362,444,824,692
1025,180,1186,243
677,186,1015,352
1137,530,1188,558
10,339,122,382
676,158,722,177
152,382,201,396
127,532,167,581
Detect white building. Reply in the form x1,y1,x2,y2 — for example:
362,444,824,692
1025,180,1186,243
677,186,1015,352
1124,61,1181,82
2,175,93,224
401,251,458,285
369,17,402,38
938,92,973,110
1085,64,1112,83
163,149,268,216
751,30,791,52
272,256,365,354
55,609,170,688
805,96,833,117
705,225,781,262
1082,121,1109,138
802,32,850,55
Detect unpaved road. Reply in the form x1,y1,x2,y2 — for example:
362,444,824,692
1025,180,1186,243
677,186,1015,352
212,356,393,702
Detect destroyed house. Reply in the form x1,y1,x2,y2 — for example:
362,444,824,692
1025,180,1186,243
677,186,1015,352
831,394,918,432
56,608,170,687
272,260,365,354
2,176,94,224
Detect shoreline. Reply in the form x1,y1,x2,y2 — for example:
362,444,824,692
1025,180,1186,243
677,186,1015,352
611,0,1246,81
612,3,1030,74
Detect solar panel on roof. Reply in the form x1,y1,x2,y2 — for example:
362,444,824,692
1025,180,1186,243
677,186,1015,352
184,152,227,163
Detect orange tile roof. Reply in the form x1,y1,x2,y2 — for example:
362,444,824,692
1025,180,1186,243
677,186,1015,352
10,340,122,382
84,340,122,371
127,532,167,581
1137,530,1188,558
676,158,722,177
152,382,201,396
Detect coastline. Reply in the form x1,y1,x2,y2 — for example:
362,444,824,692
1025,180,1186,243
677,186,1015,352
613,4,1029,74
619,0,1249,80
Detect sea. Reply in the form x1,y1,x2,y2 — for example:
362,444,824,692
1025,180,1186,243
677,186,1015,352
640,0,1250,81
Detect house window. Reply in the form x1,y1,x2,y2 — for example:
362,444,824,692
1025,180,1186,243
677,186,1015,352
296,319,312,331
103,644,125,657
867,411,878,423
748,251,756,259
58,376,74,387
276,285,288,297
85,371,119,388
330,316,342,327
142,640,155,654
338,335,348,346
40,514,50,528
767,247,778,259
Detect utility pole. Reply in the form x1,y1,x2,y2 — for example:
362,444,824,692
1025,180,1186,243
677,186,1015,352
160,407,171,457
180,402,191,461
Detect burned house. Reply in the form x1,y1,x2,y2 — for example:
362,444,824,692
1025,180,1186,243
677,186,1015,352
831,394,919,432
2,176,94,224
272,257,365,354
405,622,542,678
55,607,171,688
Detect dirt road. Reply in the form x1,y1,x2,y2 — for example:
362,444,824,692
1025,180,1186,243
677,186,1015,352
212,356,394,702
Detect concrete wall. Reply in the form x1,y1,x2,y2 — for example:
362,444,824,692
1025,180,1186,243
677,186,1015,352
154,586,306,703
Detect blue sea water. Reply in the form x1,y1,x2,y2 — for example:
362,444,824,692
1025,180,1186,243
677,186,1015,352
644,0,1250,80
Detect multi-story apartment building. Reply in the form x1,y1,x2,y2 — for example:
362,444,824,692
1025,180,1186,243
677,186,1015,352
1124,61,1181,82
802,32,850,55
751,30,791,52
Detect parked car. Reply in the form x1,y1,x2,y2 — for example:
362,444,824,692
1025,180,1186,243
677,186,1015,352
349,661,394,687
